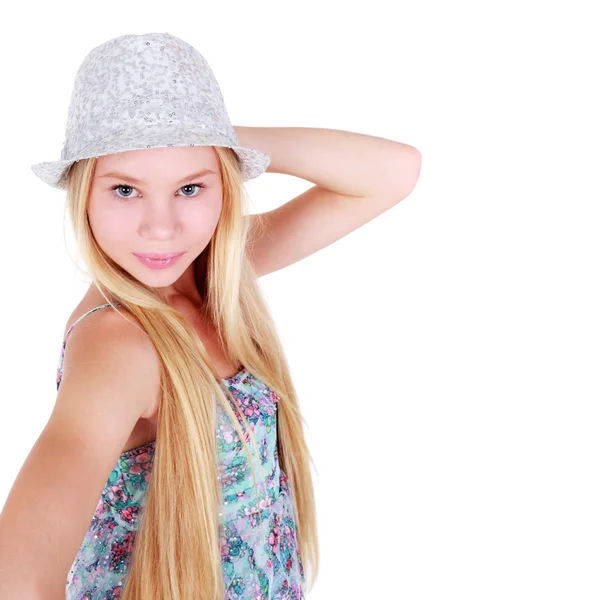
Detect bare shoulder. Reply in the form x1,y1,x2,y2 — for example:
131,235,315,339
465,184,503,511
64,296,143,342
61,301,161,420
0,303,161,593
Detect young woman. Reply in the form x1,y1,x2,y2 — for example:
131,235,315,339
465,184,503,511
0,32,421,599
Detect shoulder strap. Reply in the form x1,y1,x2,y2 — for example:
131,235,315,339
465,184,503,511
57,303,122,389
62,303,122,343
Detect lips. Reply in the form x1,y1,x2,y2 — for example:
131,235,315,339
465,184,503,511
133,252,186,259
134,252,186,270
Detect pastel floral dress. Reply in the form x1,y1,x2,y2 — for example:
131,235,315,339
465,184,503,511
57,303,305,599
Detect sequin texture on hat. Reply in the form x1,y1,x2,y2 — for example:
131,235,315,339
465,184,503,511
31,32,271,189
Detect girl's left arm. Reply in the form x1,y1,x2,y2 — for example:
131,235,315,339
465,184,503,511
234,126,422,278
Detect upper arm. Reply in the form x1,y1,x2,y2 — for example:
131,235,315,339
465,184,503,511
244,156,421,278
0,309,160,595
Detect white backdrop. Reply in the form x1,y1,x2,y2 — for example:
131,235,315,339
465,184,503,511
1,1,598,598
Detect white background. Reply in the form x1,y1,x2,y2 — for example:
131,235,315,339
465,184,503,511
1,1,599,598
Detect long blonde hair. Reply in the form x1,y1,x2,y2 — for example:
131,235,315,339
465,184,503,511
65,147,319,599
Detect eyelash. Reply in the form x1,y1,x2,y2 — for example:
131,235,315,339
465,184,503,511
110,182,207,201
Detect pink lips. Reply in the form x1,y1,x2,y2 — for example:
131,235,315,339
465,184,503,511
133,251,186,269
134,252,186,259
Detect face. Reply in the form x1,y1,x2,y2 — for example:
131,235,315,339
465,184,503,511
88,145,223,302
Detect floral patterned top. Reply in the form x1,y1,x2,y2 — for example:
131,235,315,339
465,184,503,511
57,303,305,599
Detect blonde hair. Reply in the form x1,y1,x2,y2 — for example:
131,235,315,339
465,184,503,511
64,147,319,599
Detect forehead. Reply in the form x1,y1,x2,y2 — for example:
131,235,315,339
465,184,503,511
95,145,219,175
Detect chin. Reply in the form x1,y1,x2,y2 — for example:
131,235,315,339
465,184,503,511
134,268,185,286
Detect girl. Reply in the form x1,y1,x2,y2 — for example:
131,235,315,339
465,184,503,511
0,32,421,599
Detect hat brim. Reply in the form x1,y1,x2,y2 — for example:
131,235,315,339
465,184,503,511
31,128,271,190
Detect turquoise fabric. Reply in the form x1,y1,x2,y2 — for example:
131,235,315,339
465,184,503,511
57,303,305,599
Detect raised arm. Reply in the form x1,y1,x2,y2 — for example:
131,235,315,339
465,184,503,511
0,308,160,598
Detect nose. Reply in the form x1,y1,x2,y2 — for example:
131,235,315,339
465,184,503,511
139,199,182,239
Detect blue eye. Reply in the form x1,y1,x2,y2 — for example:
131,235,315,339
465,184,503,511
179,183,206,197
110,183,207,201
110,185,139,200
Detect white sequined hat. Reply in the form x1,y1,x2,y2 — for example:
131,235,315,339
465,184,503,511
31,32,271,190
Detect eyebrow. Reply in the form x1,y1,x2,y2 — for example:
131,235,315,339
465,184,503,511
96,168,216,185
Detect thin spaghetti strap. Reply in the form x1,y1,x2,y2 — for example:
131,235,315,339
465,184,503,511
62,302,122,343
57,302,122,389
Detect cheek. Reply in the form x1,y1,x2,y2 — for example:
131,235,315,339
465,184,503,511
88,207,132,248
87,193,223,245
184,197,223,231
